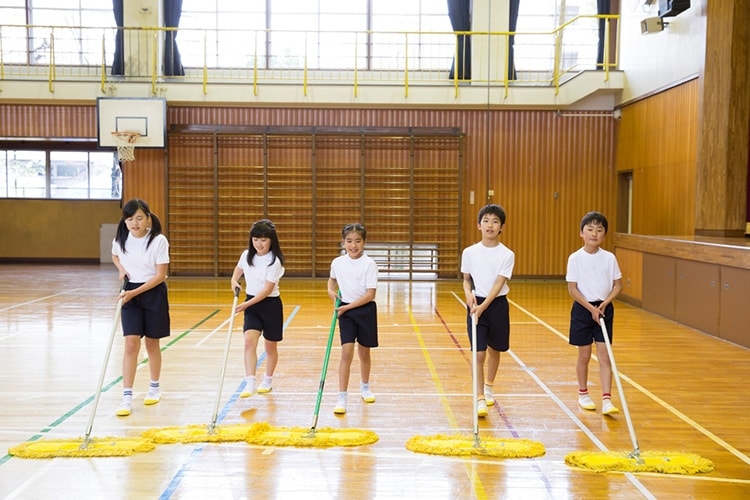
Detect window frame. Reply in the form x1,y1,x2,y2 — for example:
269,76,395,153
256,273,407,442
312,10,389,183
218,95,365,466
0,142,121,201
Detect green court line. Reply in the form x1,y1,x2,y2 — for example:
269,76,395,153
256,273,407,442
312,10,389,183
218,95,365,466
0,309,221,466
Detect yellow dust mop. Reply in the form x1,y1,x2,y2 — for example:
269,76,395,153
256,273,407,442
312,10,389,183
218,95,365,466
406,311,545,458
9,278,155,458
245,298,378,448
564,318,713,474
143,287,256,443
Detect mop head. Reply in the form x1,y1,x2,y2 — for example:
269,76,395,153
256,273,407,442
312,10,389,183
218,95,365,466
406,433,546,458
245,422,379,448
142,423,255,444
8,436,155,459
565,450,715,474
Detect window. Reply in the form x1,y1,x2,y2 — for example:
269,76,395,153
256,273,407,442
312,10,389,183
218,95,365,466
514,0,599,77
179,0,267,69
0,0,115,66
177,0,452,71
1,149,120,200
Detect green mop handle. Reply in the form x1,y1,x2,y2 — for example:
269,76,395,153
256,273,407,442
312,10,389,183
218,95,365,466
83,276,128,443
310,295,341,431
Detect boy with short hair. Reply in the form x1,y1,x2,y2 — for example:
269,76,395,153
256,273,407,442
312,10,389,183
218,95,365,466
461,204,515,418
566,211,623,416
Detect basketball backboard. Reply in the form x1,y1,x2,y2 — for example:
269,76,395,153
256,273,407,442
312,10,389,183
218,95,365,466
97,97,166,148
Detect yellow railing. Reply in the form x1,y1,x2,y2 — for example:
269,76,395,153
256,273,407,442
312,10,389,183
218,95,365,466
0,15,619,98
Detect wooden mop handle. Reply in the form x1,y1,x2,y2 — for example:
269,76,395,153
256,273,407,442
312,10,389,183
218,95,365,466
598,317,640,455
83,276,129,443
471,310,479,441
208,286,241,430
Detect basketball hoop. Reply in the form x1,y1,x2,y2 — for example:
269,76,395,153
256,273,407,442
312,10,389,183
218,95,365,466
111,131,141,163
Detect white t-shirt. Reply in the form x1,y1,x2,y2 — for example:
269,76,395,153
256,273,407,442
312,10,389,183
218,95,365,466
111,231,170,283
566,247,622,301
460,242,514,298
330,253,378,304
236,250,284,296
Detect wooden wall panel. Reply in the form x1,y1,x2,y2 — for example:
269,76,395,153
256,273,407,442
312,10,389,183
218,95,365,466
615,247,643,303
615,80,698,236
314,136,363,275
696,0,750,233
217,136,266,274
167,135,216,275
0,104,95,139
166,106,615,277
1,104,615,277
266,136,314,276
121,148,168,230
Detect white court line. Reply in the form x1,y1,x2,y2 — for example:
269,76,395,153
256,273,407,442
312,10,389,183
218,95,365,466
0,289,83,342
507,296,750,468
0,289,80,313
193,315,233,347
4,459,56,499
450,291,654,499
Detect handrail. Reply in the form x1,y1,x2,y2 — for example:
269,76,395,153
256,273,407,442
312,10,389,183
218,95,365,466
0,15,619,98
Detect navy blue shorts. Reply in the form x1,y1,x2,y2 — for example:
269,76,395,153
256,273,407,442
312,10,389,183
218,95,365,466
466,295,509,352
569,301,614,346
243,295,284,342
121,282,171,339
338,301,378,348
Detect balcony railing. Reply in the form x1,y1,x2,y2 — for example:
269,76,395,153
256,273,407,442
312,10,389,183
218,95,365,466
0,15,619,98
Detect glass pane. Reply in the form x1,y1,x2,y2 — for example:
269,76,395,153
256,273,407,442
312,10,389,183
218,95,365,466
0,7,26,24
319,14,366,32
271,1,317,14
372,0,420,15
31,0,80,8
0,151,7,197
183,0,217,11
90,153,120,199
50,151,89,199
1,26,29,64
218,0,263,12
320,0,367,13
31,9,81,26
8,151,46,198
217,12,265,30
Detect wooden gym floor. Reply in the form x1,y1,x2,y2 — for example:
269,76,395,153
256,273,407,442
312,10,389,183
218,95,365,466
0,264,749,499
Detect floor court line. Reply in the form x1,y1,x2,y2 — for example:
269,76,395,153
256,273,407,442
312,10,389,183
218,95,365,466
509,297,750,468
156,307,299,498
449,291,655,499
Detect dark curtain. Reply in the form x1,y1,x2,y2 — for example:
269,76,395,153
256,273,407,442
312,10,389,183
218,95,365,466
447,0,471,80
508,0,520,81
112,0,124,75
163,0,185,76
596,0,610,70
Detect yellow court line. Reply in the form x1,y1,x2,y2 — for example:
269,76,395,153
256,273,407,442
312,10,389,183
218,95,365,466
508,297,750,470
408,308,488,500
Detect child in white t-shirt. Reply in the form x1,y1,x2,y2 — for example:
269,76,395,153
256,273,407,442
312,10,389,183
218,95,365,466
566,211,623,416
231,219,285,397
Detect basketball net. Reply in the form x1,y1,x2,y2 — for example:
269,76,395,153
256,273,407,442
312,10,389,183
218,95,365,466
111,131,141,163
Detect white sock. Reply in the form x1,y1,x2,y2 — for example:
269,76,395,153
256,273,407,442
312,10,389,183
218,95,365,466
122,388,133,401
148,381,160,394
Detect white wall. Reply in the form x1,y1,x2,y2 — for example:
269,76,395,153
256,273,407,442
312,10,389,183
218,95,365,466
617,0,706,103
